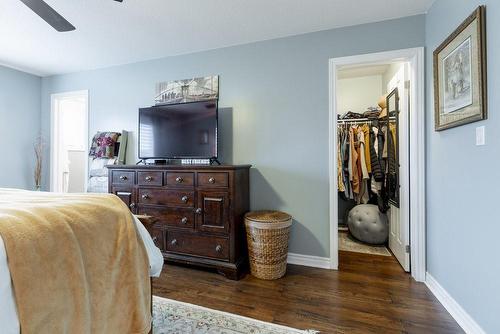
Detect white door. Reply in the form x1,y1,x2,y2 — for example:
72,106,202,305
50,91,89,193
387,64,410,271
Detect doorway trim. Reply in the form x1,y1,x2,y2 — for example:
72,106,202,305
50,90,89,192
328,47,426,282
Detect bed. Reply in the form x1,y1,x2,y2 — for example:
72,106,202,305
0,188,163,334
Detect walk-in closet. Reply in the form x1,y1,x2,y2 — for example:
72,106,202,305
336,61,410,271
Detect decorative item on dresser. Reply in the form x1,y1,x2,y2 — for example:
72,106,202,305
107,164,251,280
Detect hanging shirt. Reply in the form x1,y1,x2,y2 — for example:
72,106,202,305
337,133,345,192
357,130,370,204
342,131,352,199
357,130,369,180
362,124,371,173
349,126,360,195
370,127,383,194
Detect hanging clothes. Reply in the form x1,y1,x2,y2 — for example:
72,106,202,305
357,129,370,204
342,130,353,199
337,136,345,192
362,124,371,173
349,126,360,196
337,119,397,210
369,127,384,182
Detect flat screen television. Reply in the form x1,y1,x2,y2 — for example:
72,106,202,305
138,99,218,160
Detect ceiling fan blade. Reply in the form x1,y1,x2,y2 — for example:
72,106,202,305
19,0,75,32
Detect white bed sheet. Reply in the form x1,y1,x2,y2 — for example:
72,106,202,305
0,214,163,334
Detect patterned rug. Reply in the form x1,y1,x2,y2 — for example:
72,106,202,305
338,231,391,256
152,296,319,334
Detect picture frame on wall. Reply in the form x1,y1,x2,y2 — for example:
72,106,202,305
433,6,487,131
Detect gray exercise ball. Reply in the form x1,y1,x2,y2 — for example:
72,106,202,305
347,204,388,245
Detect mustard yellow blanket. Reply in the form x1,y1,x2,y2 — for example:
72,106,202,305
0,189,151,334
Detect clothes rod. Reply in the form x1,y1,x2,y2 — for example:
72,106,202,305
337,116,396,123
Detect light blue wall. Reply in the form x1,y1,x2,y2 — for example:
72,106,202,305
426,1,499,332
40,15,425,258
0,65,41,189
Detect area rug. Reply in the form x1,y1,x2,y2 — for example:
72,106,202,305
152,296,319,334
338,231,391,256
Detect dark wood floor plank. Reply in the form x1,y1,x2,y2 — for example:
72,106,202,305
153,251,463,333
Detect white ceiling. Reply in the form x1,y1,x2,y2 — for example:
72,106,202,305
0,0,435,76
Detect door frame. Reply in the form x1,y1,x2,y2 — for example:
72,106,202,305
328,47,426,282
50,90,89,192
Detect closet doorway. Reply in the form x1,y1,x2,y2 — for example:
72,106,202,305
328,48,426,282
50,90,89,193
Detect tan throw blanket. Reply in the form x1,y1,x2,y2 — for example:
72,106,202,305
0,189,151,334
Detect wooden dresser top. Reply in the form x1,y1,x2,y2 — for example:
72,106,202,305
107,164,252,170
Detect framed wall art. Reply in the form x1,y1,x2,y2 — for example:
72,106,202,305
433,6,487,131
155,75,219,105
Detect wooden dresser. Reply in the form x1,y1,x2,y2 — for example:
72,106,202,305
107,164,251,280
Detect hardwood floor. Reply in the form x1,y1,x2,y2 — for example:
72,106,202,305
152,251,463,333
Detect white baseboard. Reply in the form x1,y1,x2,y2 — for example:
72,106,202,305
425,273,485,334
287,253,332,269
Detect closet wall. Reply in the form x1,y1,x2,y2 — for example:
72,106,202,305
337,75,383,115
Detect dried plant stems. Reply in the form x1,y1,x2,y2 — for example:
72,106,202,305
34,136,44,190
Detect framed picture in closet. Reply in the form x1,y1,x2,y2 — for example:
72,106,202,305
433,6,487,131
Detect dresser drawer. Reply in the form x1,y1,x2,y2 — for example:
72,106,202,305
165,172,194,187
138,171,163,186
111,171,135,185
149,227,165,252
138,189,195,207
166,231,229,261
197,172,229,188
137,206,194,229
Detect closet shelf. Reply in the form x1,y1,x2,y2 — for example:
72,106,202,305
337,116,396,124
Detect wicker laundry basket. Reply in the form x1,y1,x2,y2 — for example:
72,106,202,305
245,211,292,280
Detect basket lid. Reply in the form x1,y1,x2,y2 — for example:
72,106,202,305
245,210,291,223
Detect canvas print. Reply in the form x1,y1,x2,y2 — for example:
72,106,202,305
433,6,486,131
155,75,219,105
443,37,472,114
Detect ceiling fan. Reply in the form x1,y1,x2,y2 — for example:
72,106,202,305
19,0,123,32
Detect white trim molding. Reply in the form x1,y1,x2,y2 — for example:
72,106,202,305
426,273,486,334
287,253,331,269
328,48,426,281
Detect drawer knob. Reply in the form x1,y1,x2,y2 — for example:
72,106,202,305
208,177,215,184
171,239,178,246
142,194,150,200
119,175,128,181
129,202,136,209
181,195,189,203
145,176,153,182
195,208,202,214
181,217,188,224
175,176,184,183
215,245,223,253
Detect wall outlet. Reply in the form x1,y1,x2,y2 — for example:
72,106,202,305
476,126,485,146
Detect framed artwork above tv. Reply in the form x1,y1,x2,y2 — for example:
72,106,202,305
155,75,219,105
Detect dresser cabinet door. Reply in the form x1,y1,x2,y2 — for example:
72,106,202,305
111,187,137,213
196,191,229,234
